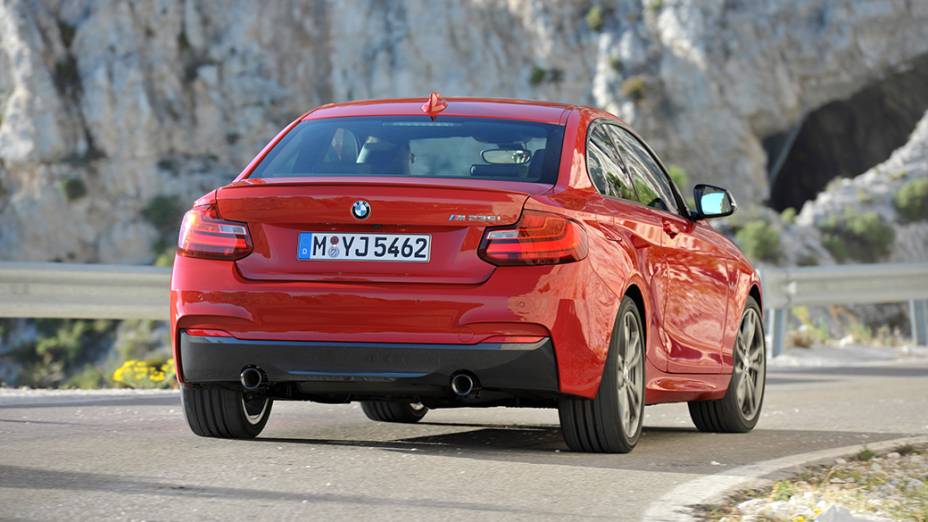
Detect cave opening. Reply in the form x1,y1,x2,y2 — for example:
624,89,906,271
765,55,928,211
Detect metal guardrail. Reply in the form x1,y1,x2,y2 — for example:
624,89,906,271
0,262,170,321
759,263,928,356
0,261,926,355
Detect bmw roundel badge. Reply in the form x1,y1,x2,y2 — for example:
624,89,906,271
351,200,371,220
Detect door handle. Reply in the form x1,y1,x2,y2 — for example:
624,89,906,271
662,220,679,238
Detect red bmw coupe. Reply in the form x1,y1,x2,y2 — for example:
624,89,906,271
171,94,766,453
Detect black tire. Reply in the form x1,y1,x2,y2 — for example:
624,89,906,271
182,385,272,439
688,296,766,433
558,296,646,453
360,401,429,423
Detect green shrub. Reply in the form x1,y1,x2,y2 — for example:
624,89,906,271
609,56,622,72
529,66,563,86
789,306,829,348
621,76,647,102
854,447,875,461
647,0,664,13
63,365,106,389
156,157,180,174
13,319,117,387
529,66,547,86
780,207,797,224
668,164,688,191
141,194,186,252
57,20,76,49
667,164,696,208
60,177,87,201
735,220,782,264
585,5,605,32
894,177,928,223
848,320,873,344
818,210,895,263
770,481,796,502
153,249,175,267
113,320,169,363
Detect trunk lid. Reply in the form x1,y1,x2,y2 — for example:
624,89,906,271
217,177,543,284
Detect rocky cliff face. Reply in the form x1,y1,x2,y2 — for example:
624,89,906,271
1,0,927,264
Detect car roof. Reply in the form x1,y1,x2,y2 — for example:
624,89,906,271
303,96,581,125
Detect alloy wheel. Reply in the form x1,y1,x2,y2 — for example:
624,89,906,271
617,310,644,438
734,308,765,420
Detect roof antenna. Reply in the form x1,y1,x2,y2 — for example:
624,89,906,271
420,91,448,120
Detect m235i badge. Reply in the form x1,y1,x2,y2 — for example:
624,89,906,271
448,214,502,223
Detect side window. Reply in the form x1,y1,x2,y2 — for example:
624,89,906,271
586,146,609,194
587,124,637,201
608,126,679,214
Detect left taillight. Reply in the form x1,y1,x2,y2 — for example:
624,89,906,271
177,205,252,260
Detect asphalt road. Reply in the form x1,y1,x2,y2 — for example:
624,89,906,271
1,362,927,521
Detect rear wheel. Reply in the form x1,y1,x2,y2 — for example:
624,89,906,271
182,385,272,439
558,296,645,453
361,401,429,423
688,296,766,433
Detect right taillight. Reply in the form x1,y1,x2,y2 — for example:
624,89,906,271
177,205,252,260
478,210,588,266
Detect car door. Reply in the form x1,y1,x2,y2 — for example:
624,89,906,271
607,125,731,374
583,122,668,371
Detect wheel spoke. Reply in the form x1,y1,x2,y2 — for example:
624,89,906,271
628,381,640,410
623,316,631,356
736,372,747,408
626,386,638,429
627,342,641,368
742,313,756,346
618,385,629,424
627,329,640,356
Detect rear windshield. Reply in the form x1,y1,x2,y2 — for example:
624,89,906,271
249,116,565,184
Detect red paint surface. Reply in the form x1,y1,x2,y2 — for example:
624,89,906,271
172,97,760,403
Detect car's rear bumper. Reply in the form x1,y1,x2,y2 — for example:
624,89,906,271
170,256,622,398
179,332,559,396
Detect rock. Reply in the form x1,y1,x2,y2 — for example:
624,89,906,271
796,109,928,264
0,0,927,264
885,452,900,459
816,505,892,521
736,498,767,514
756,500,793,522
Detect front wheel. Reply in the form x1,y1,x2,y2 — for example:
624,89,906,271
688,296,766,433
182,385,273,439
558,296,645,453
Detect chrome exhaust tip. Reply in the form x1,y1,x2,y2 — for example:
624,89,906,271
240,367,265,391
450,372,477,397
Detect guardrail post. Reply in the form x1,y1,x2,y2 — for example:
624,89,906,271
768,307,786,358
912,299,928,346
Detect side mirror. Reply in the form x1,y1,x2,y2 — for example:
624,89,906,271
693,184,736,219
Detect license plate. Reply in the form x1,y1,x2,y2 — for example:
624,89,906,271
297,232,431,262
